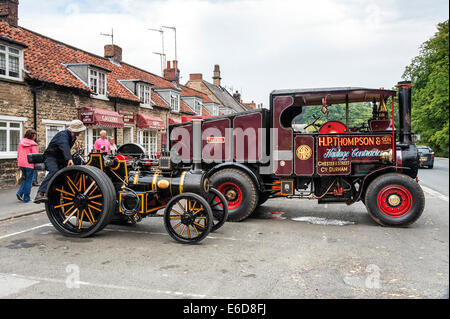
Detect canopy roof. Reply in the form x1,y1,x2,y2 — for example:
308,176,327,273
80,107,124,128
271,87,396,106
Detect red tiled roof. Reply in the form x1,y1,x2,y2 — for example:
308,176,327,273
179,84,214,103
180,99,195,115
0,22,177,108
179,84,213,116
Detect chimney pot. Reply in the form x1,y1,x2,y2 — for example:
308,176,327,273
164,60,180,83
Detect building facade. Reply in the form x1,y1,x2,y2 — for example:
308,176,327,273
0,1,215,188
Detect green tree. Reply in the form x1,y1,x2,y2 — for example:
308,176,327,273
403,20,449,157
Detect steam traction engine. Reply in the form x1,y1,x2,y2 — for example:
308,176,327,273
36,144,228,243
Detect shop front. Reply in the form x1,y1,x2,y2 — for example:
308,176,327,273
136,113,165,158
80,107,124,153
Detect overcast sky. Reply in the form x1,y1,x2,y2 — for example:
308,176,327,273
19,0,449,107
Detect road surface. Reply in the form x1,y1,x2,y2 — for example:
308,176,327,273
0,161,448,300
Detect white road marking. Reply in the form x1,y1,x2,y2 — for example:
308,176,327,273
0,274,40,298
0,224,51,241
0,272,230,299
421,185,449,203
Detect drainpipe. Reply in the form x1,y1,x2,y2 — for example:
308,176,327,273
31,82,44,131
113,99,118,141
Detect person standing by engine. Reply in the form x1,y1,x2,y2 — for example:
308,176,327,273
16,129,39,203
94,130,110,153
108,136,118,155
34,120,86,203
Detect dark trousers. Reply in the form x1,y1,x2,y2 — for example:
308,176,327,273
38,157,65,194
17,167,34,202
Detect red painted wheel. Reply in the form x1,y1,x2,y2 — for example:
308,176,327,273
217,182,243,210
210,168,259,222
365,173,424,227
376,185,413,218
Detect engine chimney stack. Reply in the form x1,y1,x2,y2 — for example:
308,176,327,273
396,81,414,145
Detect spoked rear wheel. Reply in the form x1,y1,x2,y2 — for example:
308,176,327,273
45,166,116,237
164,193,213,244
206,188,229,232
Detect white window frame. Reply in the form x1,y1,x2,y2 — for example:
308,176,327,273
89,68,108,99
138,83,151,107
212,104,219,116
195,100,203,116
0,116,26,159
170,94,180,112
0,42,24,81
45,124,66,148
85,127,115,154
139,129,158,158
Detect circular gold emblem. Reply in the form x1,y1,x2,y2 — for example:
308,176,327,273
296,145,312,160
388,194,401,206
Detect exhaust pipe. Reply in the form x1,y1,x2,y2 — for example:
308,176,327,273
395,81,419,179
396,81,414,145
192,119,203,172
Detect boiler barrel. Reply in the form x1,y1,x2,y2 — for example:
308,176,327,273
129,170,210,199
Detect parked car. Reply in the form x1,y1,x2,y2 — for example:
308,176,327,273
417,145,435,168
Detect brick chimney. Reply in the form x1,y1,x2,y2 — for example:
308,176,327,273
213,64,221,86
104,44,122,63
0,0,19,27
189,73,203,81
164,60,180,83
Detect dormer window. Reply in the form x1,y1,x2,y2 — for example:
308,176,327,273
138,83,151,106
89,68,107,97
170,94,180,112
0,42,23,81
195,100,202,115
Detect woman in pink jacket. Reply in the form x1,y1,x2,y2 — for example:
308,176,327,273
16,129,38,203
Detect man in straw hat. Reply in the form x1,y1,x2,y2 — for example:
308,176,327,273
34,120,86,203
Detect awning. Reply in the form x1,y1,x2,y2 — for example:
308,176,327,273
169,118,181,125
137,114,165,130
80,107,124,128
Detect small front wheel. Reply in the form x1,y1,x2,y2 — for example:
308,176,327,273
365,173,425,227
206,188,229,232
164,193,213,244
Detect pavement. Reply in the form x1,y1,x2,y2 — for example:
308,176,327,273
0,185,45,222
0,158,447,299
